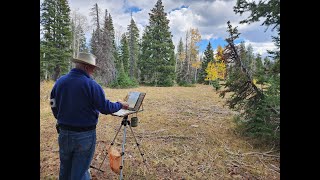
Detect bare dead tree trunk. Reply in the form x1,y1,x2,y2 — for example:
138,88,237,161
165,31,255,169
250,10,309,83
95,3,100,40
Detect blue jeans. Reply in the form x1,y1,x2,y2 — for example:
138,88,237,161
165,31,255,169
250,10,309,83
58,129,96,180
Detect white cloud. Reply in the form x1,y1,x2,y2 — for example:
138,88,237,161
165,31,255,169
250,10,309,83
167,7,200,47
243,40,276,58
41,0,277,56
166,0,245,50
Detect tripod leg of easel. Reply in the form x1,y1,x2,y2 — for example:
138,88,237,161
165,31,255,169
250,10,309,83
97,123,123,172
128,125,148,170
120,122,127,180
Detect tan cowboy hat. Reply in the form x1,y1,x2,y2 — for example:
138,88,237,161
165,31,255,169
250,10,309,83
71,52,99,68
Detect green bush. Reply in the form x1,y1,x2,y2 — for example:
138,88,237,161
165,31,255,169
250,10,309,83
211,79,221,91
109,70,138,88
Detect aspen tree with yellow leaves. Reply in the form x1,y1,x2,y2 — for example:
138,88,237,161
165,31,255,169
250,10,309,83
215,45,227,79
178,28,201,86
205,59,226,90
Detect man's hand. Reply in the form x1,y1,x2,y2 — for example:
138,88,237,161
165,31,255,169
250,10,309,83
118,100,129,110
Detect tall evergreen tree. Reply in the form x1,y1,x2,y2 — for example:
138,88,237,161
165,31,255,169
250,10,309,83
138,26,149,83
253,54,266,84
127,17,140,79
90,4,104,83
89,5,116,86
139,0,175,86
111,33,138,88
107,13,115,48
41,0,57,80
105,10,119,69
120,33,129,73
199,42,214,84
40,0,72,81
245,44,255,73
79,29,88,53
221,21,279,144
101,9,117,84
90,29,98,54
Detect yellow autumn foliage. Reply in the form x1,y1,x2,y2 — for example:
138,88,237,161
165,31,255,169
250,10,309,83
192,61,201,69
205,61,226,81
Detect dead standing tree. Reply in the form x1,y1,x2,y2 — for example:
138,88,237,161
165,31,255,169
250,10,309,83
90,4,116,86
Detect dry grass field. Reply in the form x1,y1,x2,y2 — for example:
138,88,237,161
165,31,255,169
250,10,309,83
40,81,280,180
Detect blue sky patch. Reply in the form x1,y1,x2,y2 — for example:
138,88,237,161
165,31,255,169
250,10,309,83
124,6,142,13
197,37,245,54
170,5,189,12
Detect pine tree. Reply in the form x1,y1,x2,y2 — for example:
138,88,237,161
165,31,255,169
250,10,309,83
107,12,115,48
139,0,175,86
106,11,119,69
90,4,104,84
176,37,185,83
89,5,117,86
111,33,138,88
40,0,72,81
138,27,149,83
253,54,265,84
79,28,88,53
245,44,255,73
127,17,140,80
90,29,98,54
41,0,56,80
199,42,214,84
120,33,129,73
101,9,117,84
221,21,279,144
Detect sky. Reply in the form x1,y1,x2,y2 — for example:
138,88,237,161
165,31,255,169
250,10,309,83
40,0,278,58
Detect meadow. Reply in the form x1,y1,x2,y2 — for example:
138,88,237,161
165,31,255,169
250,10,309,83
40,81,280,179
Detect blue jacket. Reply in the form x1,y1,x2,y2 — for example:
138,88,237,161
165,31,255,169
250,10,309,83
50,68,122,127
